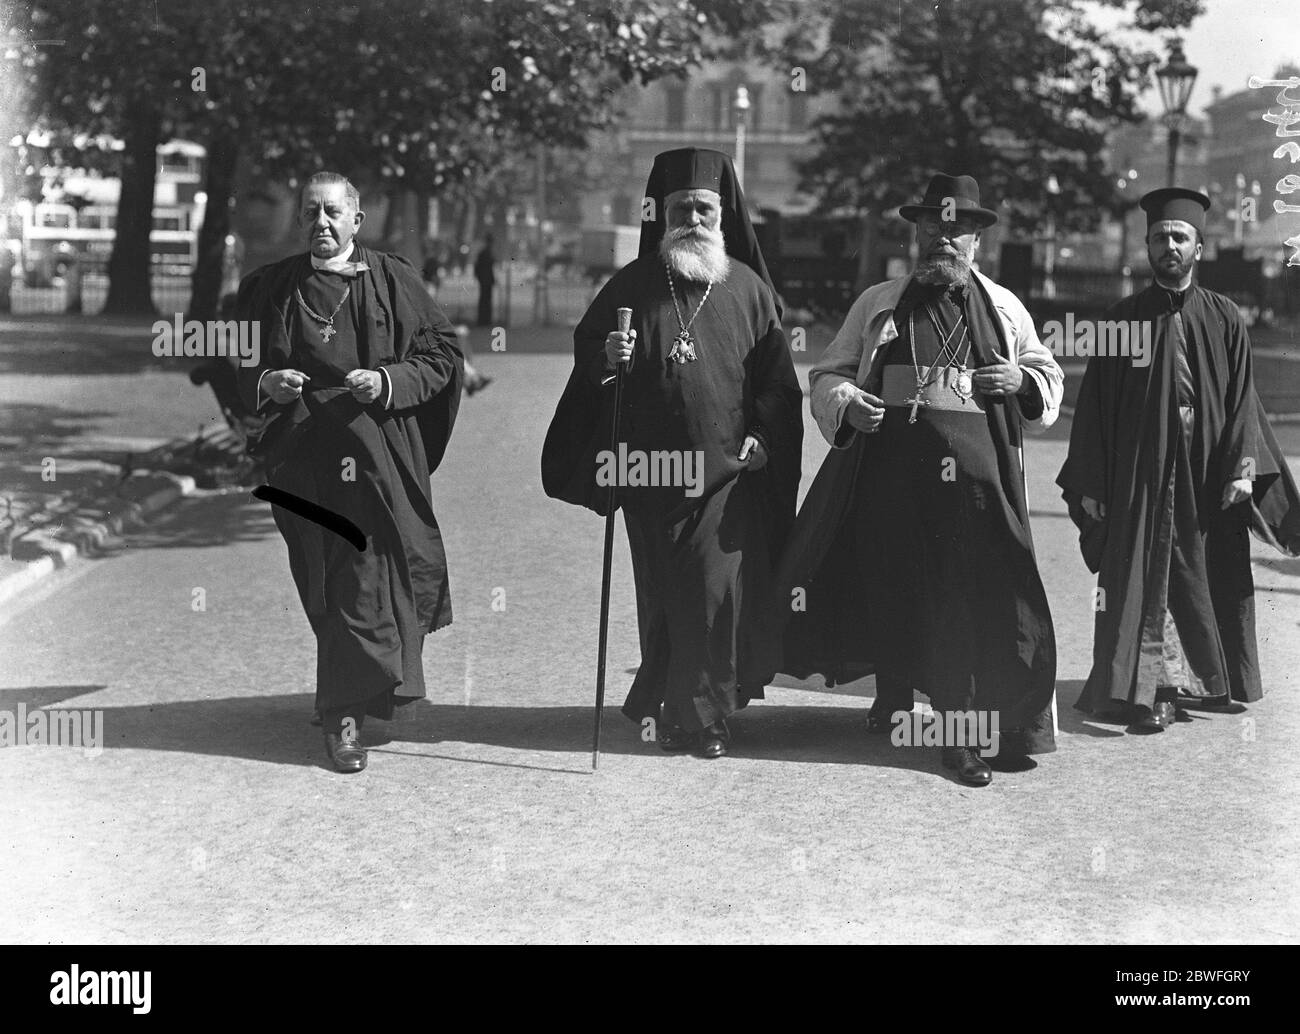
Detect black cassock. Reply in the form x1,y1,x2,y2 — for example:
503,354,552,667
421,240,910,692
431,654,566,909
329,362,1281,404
542,256,803,731
236,247,463,719
1058,283,1300,711
774,278,1059,755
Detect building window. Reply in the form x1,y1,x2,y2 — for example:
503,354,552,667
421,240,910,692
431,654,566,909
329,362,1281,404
665,84,685,129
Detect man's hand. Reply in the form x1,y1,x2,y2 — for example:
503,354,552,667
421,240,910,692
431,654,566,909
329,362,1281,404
264,369,311,404
345,369,383,404
844,391,886,434
738,435,768,470
1222,477,1253,509
973,360,1023,396
1081,495,1107,520
604,329,636,367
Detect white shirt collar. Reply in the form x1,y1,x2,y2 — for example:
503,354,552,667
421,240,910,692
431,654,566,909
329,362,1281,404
310,241,357,272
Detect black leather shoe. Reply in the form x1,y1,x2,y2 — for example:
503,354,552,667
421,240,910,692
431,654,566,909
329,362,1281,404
941,746,992,786
1127,704,1167,734
699,721,729,759
657,724,697,753
324,731,367,773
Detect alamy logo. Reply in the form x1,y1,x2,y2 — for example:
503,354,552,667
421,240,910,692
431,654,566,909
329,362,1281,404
891,708,1001,757
151,314,261,368
595,444,705,497
1041,314,1151,367
50,965,151,1014
0,704,103,758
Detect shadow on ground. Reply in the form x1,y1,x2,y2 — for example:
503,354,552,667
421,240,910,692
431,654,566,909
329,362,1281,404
0,678,1125,782
123,491,280,551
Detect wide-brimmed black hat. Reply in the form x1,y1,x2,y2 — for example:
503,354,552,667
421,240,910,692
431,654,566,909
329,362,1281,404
899,172,998,228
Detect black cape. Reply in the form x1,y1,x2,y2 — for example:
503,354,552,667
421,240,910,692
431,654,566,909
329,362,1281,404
235,246,463,714
540,256,803,543
1057,282,1300,708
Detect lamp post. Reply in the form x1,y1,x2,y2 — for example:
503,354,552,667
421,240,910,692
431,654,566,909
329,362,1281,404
1156,39,1198,186
1044,174,1060,300
733,84,750,186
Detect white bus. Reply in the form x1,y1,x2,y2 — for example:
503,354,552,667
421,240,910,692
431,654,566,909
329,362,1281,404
15,200,199,286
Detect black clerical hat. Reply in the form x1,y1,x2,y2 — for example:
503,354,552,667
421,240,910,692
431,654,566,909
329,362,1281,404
638,147,780,314
1140,187,1211,233
899,173,998,228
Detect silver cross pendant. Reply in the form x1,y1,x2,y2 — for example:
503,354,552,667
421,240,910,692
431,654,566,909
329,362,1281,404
320,323,336,343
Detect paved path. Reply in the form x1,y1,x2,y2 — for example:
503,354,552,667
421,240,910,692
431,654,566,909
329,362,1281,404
2,351,1298,943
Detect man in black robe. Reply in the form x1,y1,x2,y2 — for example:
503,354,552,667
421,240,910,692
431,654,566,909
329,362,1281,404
774,173,1063,786
1058,187,1300,732
236,172,463,773
542,148,803,758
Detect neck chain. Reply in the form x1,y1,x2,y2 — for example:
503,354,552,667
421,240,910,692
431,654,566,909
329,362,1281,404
904,303,974,423
664,263,712,364
295,283,351,343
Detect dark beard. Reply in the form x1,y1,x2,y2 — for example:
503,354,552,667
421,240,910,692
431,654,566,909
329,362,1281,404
913,255,972,286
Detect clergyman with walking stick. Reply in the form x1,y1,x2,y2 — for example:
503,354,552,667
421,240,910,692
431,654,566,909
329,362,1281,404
542,147,803,760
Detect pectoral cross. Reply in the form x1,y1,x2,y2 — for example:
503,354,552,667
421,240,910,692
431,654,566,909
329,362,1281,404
904,395,929,424
320,324,336,343
668,331,697,364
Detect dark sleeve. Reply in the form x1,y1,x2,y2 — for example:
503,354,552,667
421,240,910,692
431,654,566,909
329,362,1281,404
381,256,463,411
1016,370,1044,421
1057,351,1109,504
748,308,803,453
1215,301,1258,489
233,268,276,414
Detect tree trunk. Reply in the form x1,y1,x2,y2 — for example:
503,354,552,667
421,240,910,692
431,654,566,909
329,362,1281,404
103,101,161,315
188,128,240,322
381,186,423,266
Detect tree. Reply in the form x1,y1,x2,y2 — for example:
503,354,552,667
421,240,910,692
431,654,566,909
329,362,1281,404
17,0,788,316
783,0,1205,250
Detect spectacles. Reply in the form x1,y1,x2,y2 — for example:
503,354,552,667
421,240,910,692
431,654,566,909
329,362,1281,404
917,214,980,235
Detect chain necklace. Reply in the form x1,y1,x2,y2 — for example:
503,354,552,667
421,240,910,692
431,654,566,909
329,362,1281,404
904,306,971,423
295,284,351,343
664,263,712,364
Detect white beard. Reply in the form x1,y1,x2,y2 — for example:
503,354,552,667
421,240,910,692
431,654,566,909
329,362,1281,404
659,225,730,283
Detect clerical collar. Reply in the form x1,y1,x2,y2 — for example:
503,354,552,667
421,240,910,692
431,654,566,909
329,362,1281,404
310,242,369,276
1159,283,1190,311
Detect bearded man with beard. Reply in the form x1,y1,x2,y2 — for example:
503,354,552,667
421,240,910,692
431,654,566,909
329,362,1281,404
772,174,1063,786
1058,188,1300,732
542,148,803,758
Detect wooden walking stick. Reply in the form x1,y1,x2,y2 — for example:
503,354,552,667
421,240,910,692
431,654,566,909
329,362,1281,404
593,306,632,769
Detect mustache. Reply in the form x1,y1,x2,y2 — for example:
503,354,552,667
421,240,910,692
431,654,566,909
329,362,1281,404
665,224,723,244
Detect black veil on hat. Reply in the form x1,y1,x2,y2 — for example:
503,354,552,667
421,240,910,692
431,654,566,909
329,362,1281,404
639,147,780,313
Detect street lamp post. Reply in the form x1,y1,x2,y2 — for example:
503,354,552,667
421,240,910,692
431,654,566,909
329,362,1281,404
1156,39,1198,186
1044,174,1060,299
733,85,750,186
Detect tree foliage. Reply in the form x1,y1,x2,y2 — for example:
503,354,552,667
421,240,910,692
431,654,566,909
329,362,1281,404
784,0,1206,235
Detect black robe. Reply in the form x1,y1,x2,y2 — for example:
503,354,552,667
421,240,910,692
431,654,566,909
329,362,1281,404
235,246,464,718
541,256,803,729
772,276,1058,755
1058,282,1300,711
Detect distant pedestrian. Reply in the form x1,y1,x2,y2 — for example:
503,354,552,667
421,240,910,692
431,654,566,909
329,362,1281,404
474,234,496,326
